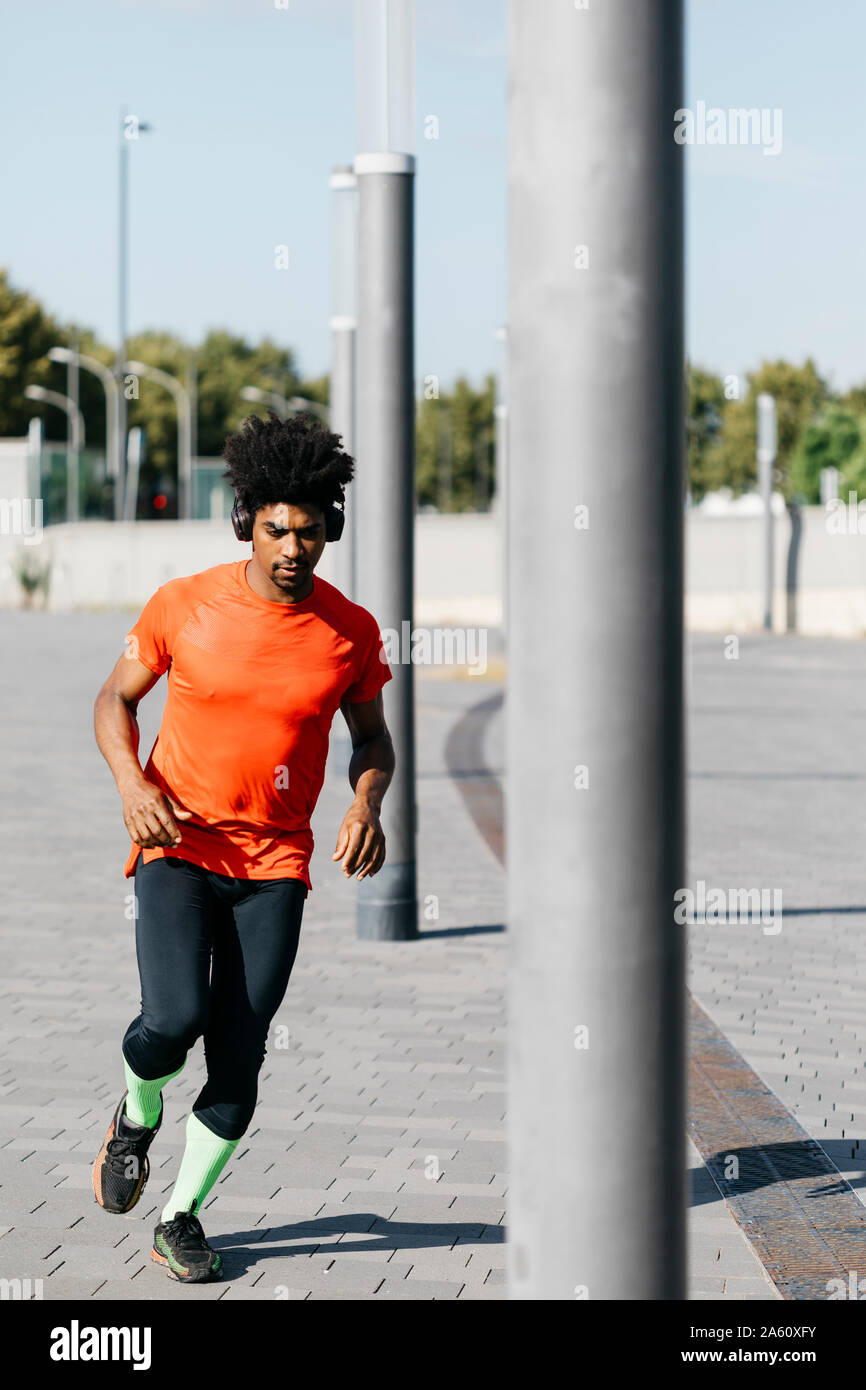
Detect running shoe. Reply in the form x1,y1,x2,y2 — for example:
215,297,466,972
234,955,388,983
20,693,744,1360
151,1201,223,1283
92,1089,162,1213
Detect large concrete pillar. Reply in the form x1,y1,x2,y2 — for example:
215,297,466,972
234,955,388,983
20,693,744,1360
506,0,686,1299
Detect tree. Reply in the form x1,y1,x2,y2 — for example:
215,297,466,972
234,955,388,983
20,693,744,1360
121,329,304,514
124,330,194,508
686,365,725,501
834,420,866,501
839,383,866,416
415,374,496,512
0,269,66,436
789,406,862,503
191,330,301,461
712,359,827,501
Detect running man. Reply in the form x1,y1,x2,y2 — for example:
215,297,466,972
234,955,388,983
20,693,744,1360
91,411,394,1283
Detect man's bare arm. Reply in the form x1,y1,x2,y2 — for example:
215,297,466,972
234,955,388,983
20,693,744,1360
331,691,395,879
93,650,191,849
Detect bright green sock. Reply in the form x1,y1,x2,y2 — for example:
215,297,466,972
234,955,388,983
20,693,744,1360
160,1112,239,1223
123,1056,186,1127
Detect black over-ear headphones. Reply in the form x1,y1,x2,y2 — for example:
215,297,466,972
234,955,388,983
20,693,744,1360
231,498,345,543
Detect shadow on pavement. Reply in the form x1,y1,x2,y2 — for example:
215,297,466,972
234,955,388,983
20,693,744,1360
417,923,504,938
691,1141,866,1207
211,1214,505,1277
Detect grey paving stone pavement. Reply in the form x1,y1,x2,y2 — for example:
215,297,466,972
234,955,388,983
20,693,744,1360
685,632,866,1293
0,614,807,1300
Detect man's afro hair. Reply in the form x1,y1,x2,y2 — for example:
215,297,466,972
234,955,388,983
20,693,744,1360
222,409,354,518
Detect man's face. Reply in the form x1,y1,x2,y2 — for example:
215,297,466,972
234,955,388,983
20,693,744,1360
249,501,327,600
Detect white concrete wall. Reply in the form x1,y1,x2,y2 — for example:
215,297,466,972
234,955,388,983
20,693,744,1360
685,508,866,636
3,503,866,637
0,439,32,504
0,511,503,627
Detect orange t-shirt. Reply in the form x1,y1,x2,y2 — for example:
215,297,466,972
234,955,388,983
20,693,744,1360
122,559,392,889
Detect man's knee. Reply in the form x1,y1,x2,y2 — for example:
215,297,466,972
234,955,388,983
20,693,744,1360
129,1005,208,1063
195,1041,266,1140
204,1028,267,1075
193,1086,258,1141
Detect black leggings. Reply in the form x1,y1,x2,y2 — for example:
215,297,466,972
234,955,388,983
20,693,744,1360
122,856,307,1141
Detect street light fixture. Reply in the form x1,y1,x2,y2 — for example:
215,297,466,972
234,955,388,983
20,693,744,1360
288,395,329,422
239,388,329,425
118,110,153,521
48,347,120,516
125,360,191,521
25,385,85,523
240,385,288,420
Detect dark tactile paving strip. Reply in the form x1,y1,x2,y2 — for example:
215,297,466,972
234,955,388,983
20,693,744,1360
449,687,866,1302
690,995,866,1300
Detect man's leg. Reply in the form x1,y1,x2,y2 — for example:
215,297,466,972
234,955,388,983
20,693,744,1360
122,1057,186,1128
159,875,307,1223
93,857,216,1214
122,857,216,1090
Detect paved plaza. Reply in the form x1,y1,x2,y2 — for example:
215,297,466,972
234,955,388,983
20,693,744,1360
3,615,861,1299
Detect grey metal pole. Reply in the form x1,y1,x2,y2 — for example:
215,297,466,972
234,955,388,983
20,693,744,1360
438,407,452,513
117,112,128,522
67,331,80,522
329,165,358,603
494,323,509,638
331,324,356,593
494,401,508,633
25,387,84,523
127,360,191,520
757,393,777,633
117,112,152,520
353,150,417,942
49,348,119,497
180,382,192,520
189,352,198,465
329,166,358,780
69,408,82,522
125,426,144,522
27,417,42,504
506,0,686,1300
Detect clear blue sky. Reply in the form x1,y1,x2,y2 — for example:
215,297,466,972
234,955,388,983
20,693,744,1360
1,0,863,392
